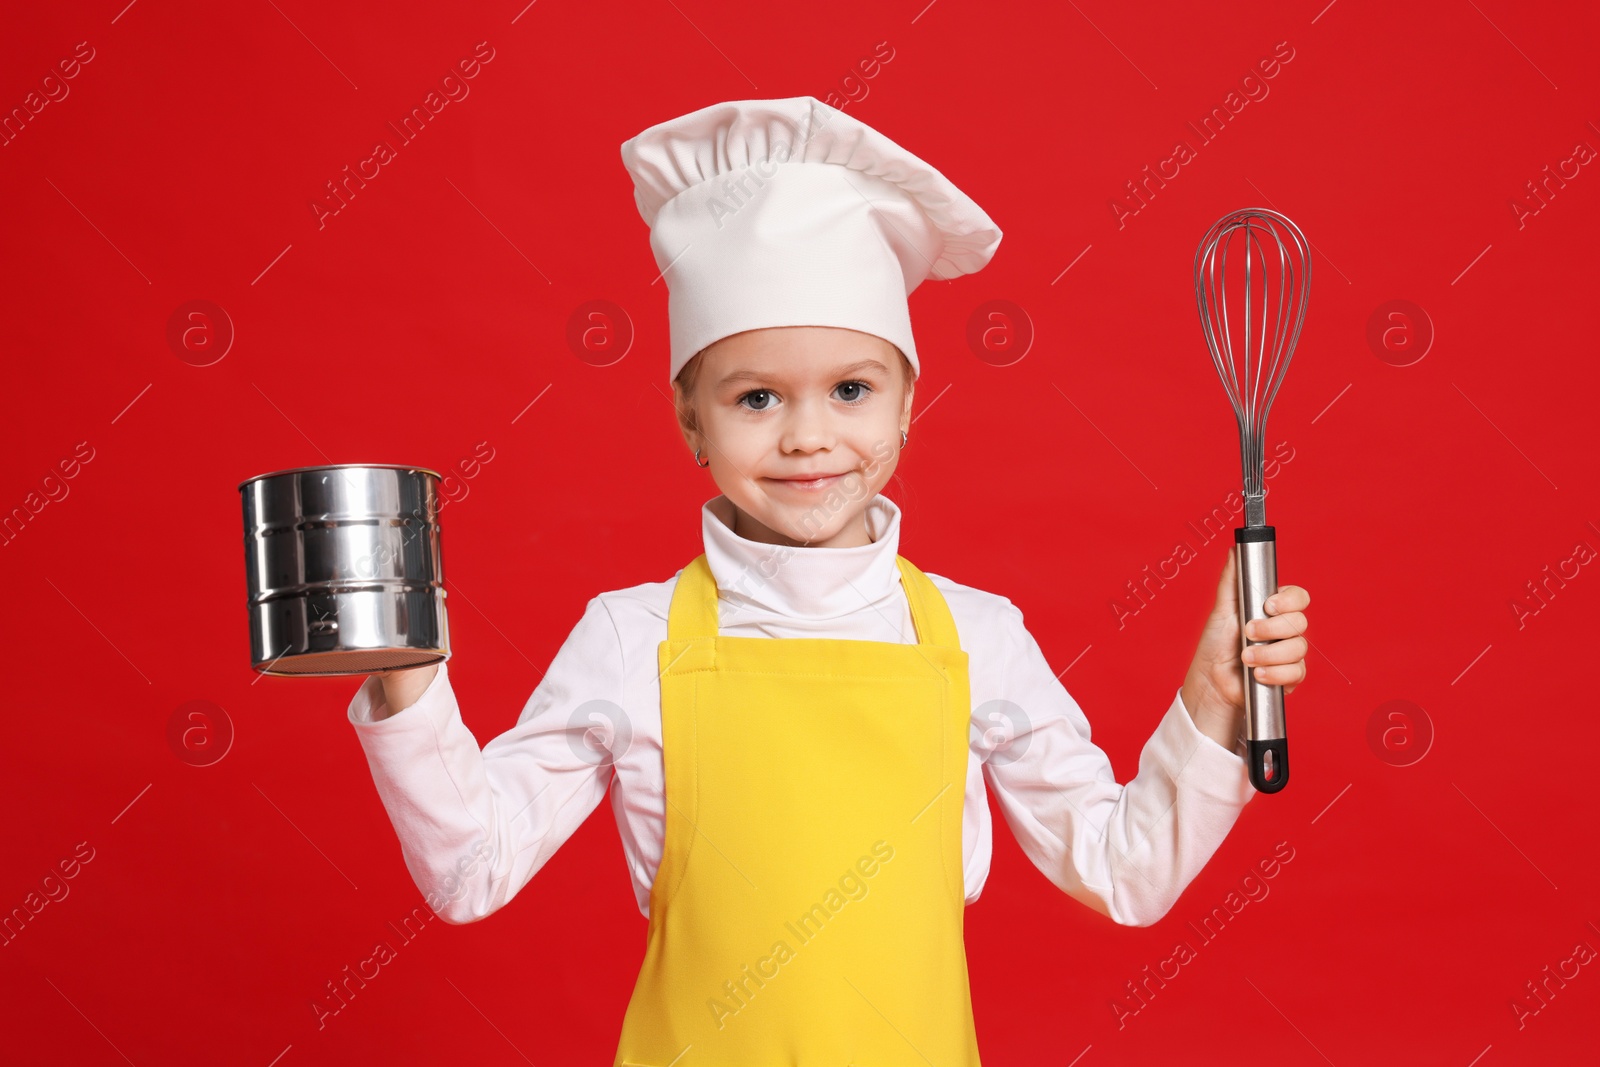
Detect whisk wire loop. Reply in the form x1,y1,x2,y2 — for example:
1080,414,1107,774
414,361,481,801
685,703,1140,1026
1194,208,1310,526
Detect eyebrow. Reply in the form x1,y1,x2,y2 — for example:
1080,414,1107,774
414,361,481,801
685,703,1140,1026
715,358,890,390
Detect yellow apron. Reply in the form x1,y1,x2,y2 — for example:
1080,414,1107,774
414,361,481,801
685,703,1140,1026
613,552,982,1067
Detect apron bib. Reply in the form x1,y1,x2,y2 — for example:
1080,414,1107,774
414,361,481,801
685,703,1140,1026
614,552,982,1067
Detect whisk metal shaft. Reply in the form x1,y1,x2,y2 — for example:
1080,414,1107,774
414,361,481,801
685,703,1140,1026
1194,206,1310,795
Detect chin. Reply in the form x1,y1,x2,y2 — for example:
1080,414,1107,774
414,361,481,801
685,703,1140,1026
766,498,869,545
723,473,882,546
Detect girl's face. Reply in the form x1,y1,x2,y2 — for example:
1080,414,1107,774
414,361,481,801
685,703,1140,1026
673,326,914,549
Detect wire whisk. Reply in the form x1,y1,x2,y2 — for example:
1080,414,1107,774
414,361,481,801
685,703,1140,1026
1193,207,1311,794
1195,208,1310,528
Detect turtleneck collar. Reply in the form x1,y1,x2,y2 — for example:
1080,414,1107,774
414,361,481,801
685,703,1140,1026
700,493,906,632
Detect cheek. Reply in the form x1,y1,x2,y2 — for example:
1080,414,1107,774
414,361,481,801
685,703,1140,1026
855,416,903,464
859,451,897,491
697,415,774,479
704,411,766,453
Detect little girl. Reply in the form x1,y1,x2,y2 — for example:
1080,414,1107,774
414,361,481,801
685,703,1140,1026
349,96,1311,1066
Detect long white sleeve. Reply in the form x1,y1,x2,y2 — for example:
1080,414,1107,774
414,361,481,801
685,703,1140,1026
978,600,1256,927
342,493,1259,927
346,597,623,924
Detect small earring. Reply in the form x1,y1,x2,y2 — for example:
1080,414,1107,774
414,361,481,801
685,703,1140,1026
693,446,710,468
899,429,908,449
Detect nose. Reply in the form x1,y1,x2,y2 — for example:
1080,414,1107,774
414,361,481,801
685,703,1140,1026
778,394,836,454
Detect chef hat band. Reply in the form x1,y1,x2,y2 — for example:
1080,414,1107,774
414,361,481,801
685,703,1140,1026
619,96,1002,384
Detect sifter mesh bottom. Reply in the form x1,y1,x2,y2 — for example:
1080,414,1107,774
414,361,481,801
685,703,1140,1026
258,648,446,676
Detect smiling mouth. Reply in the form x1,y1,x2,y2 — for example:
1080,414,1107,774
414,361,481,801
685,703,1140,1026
766,473,849,491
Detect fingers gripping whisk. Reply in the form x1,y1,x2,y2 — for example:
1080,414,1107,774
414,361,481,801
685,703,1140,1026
1194,208,1310,528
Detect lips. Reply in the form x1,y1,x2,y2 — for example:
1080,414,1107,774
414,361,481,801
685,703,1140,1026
767,473,849,491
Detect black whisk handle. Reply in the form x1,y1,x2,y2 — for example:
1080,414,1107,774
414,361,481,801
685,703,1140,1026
1235,526,1289,793
1247,737,1289,794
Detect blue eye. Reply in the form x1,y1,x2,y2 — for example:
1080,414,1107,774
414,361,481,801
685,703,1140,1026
737,389,774,411
835,381,871,404
735,381,873,411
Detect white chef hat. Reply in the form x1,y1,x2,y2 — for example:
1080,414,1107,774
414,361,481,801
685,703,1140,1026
619,96,1002,383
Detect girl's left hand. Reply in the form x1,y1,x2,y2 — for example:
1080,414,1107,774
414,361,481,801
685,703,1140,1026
1180,549,1311,743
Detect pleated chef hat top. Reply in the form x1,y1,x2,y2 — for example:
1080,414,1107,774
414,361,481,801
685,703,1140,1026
619,96,1003,383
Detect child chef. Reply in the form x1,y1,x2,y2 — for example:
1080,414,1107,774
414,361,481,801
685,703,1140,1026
349,96,1312,1065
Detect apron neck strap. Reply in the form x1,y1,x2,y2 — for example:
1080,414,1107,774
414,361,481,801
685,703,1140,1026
666,552,961,648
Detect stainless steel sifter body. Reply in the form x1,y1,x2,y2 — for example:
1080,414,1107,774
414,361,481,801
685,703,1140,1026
239,463,450,676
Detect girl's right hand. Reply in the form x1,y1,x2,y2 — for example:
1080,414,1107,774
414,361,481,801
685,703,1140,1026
371,662,440,721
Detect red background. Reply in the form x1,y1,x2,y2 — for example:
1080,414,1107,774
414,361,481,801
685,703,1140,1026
3,0,1597,1063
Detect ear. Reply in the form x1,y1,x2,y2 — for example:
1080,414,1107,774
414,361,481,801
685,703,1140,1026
672,379,699,453
900,374,915,435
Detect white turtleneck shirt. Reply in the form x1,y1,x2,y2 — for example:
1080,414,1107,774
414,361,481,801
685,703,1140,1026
347,493,1257,927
